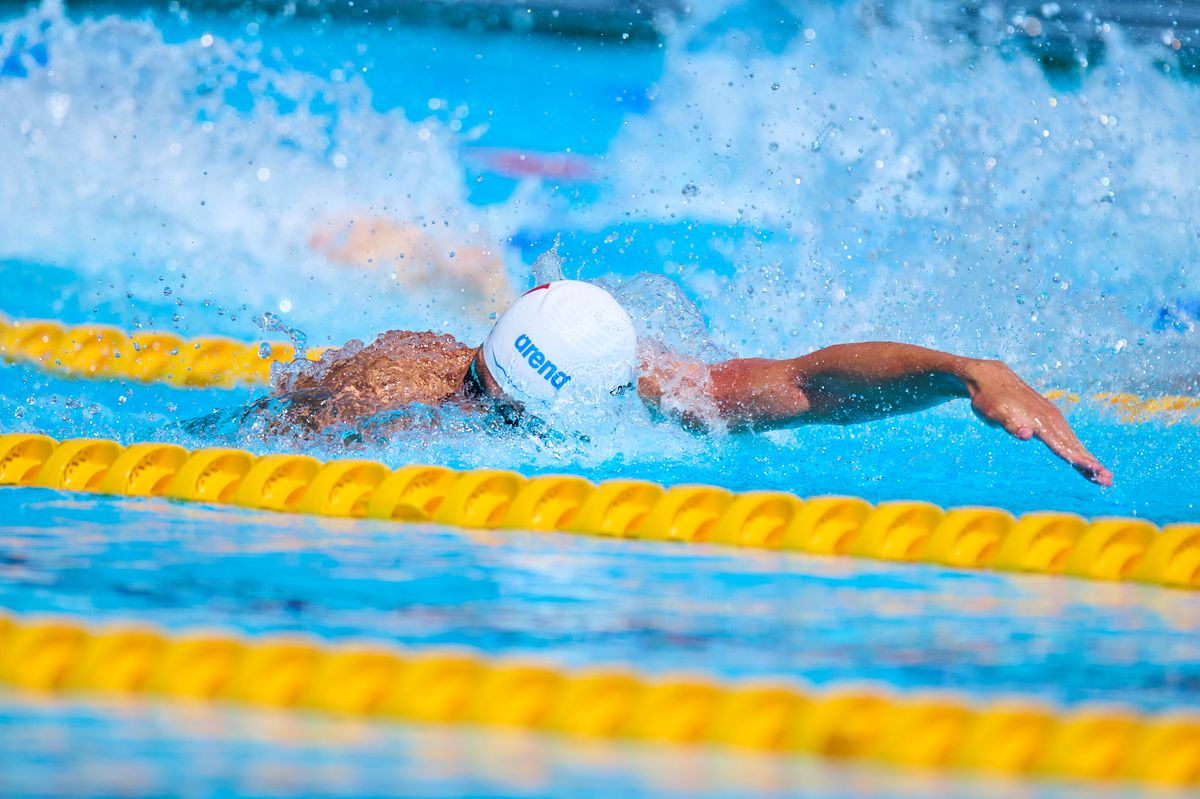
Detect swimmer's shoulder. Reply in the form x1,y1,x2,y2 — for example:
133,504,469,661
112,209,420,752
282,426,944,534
290,329,472,384
366,329,474,363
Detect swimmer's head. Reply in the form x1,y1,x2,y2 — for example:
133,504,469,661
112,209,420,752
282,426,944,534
479,280,638,407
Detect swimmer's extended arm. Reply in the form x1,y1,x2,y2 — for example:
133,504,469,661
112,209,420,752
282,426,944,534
638,342,1112,486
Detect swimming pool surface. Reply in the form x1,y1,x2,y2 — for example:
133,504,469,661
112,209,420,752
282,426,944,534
0,698,1146,798
2,0,1199,795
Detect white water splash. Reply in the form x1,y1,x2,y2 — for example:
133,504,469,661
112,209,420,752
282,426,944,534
589,0,1200,391
0,2,511,344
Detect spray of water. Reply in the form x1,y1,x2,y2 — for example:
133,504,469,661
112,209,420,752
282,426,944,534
0,1,511,345
585,0,1200,392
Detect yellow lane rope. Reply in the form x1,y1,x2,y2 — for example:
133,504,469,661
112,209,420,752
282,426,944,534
0,315,327,388
1,433,1197,590
1044,390,1200,424
1,315,1197,422
0,612,1196,786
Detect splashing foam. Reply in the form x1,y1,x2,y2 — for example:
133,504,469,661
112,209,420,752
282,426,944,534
0,2,506,343
592,1,1200,392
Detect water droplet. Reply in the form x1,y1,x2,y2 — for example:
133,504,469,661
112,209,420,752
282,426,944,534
531,236,565,284
681,182,700,197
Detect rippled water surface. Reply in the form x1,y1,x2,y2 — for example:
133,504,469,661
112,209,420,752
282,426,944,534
4,488,1200,708
2,485,1199,796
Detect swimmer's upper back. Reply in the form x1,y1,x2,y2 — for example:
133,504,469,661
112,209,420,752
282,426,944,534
273,330,474,431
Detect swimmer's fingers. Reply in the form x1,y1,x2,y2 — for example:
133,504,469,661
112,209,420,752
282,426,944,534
971,394,1112,486
1032,414,1114,487
965,359,1112,486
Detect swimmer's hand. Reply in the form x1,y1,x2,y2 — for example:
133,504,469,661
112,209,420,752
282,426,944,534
960,359,1113,486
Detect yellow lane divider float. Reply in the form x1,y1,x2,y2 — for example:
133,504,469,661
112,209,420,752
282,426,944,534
0,612,1197,786
2,434,1198,590
1,315,1198,421
1044,390,1200,424
0,315,327,388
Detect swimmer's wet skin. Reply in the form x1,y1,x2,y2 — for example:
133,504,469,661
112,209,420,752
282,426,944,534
275,280,1112,486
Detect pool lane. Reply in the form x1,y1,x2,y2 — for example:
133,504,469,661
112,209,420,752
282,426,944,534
2,487,1197,713
4,350,1199,527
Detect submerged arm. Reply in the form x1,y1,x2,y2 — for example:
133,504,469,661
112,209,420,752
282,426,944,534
639,341,1112,486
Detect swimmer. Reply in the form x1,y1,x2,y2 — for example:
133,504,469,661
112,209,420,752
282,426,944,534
270,280,1113,486
309,216,513,321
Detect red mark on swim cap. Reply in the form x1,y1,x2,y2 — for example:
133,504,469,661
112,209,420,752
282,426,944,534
524,283,551,296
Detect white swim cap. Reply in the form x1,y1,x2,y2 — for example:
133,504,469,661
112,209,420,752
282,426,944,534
482,280,638,406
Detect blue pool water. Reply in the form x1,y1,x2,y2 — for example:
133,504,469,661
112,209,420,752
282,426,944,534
2,489,1199,796
4,488,1200,709
2,0,1200,795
